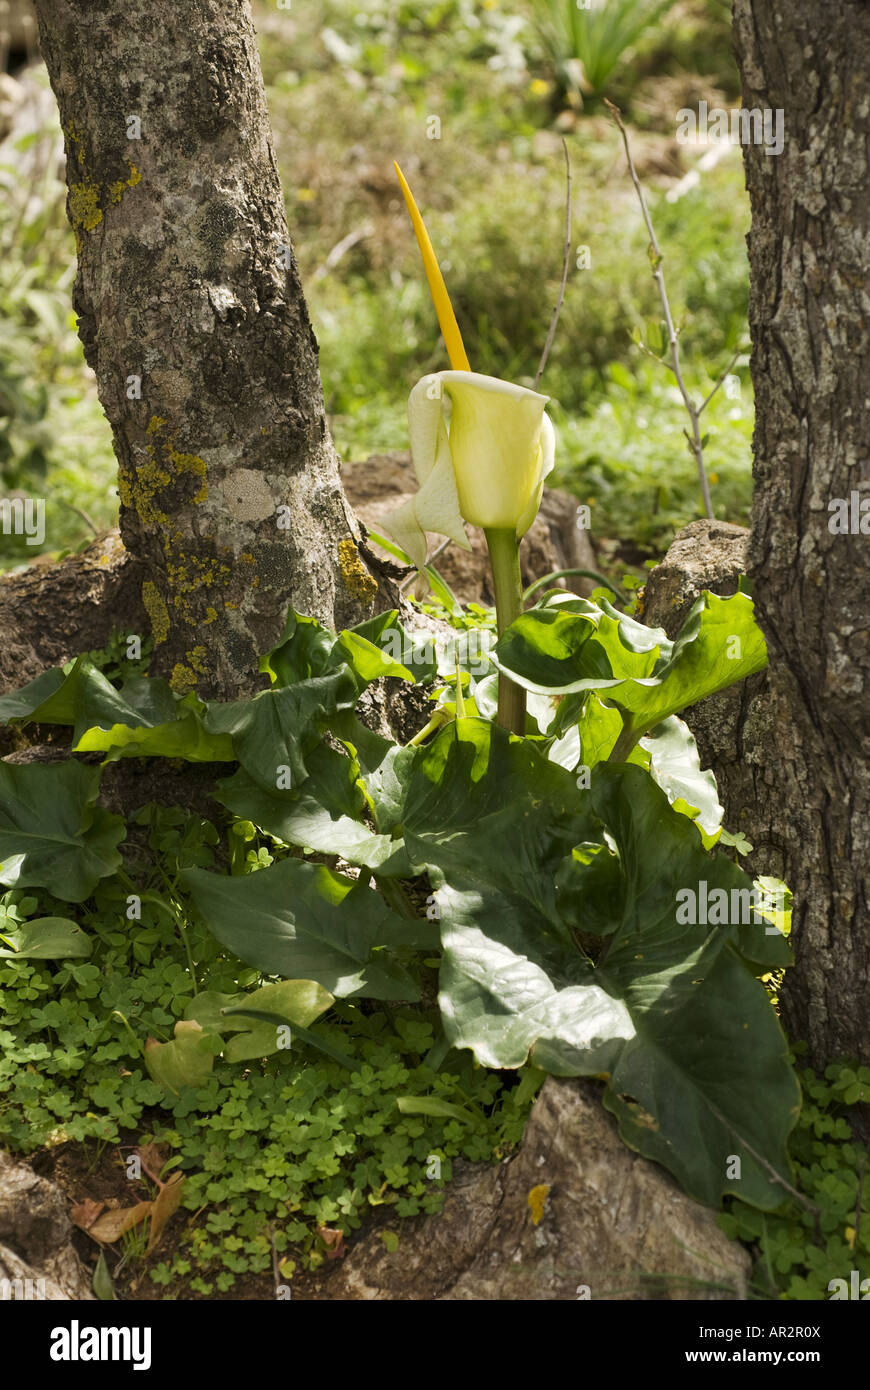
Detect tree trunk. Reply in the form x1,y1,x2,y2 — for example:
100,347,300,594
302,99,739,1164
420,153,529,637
31,0,382,698
729,0,870,1065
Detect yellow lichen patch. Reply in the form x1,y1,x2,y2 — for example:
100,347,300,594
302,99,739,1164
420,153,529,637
184,646,208,676
527,1184,550,1227
129,457,172,525
69,182,103,233
338,537,377,602
147,417,168,436
170,663,197,695
166,445,208,504
142,580,170,645
203,607,218,625
117,466,133,510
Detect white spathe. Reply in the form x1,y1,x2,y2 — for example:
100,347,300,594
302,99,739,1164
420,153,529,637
383,370,555,569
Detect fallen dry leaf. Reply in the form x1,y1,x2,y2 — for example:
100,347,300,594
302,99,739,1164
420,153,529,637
70,1199,106,1232
147,1172,185,1254
89,1201,153,1243
317,1225,346,1260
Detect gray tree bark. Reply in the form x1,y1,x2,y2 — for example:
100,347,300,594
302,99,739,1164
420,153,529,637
31,0,383,698
718,0,870,1065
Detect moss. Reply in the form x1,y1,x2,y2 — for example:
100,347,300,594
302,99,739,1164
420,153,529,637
338,537,378,602
142,580,170,646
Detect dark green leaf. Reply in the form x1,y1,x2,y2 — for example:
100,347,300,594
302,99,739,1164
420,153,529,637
182,858,420,1000
0,761,125,902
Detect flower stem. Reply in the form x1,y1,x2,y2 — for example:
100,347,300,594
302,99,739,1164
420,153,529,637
484,527,526,735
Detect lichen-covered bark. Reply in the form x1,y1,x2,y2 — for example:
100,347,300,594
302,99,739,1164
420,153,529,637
726,0,870,1064
32,0,381,697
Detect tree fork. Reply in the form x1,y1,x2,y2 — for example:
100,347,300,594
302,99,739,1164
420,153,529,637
32,0,385,698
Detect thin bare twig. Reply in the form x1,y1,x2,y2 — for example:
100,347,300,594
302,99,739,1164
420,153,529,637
698,344,744,416
604,99,714,520
61,500,100,535
311,221,375,284
269,1226,282,1298
534,138,573,391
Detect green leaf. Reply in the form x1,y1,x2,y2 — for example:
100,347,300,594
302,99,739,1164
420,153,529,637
182,858,420,1000
339,610,438,686
0,668,66,724
0,658,232,762
0,761,125,902
259,611,345,688
495,591,768,748
220,1009,357,1070
396,1096,476,1122
605,592,768,740
144,1021,216,1096
93,1251,116,1301
197,979,331,1063
494,595,663,697
0,916,92,959
410,724,796,1208
636,716,724,836
204,672,357,791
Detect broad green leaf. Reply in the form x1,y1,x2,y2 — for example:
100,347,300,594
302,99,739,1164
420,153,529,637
0,668,66,724
76,688,233,763
438,884,630,1073
0,916,92,958
182,858,420,1000
184,989,251,1034
216,742,412,876
339,610,437,686
495,591,768,747
219,979,332,1062
637,716,723,837
0,761,125,902
604,592,768,740
144,1020,216,1095
220,1009,357,1070
259,611,345,688
185,978,331,1054
0,659,232,762
550,694,723,837
410,724,795,1207
204,669,357,792
494,599,662,696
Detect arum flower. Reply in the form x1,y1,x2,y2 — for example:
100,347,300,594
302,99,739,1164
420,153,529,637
390,161,556,734
383,370,555,570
